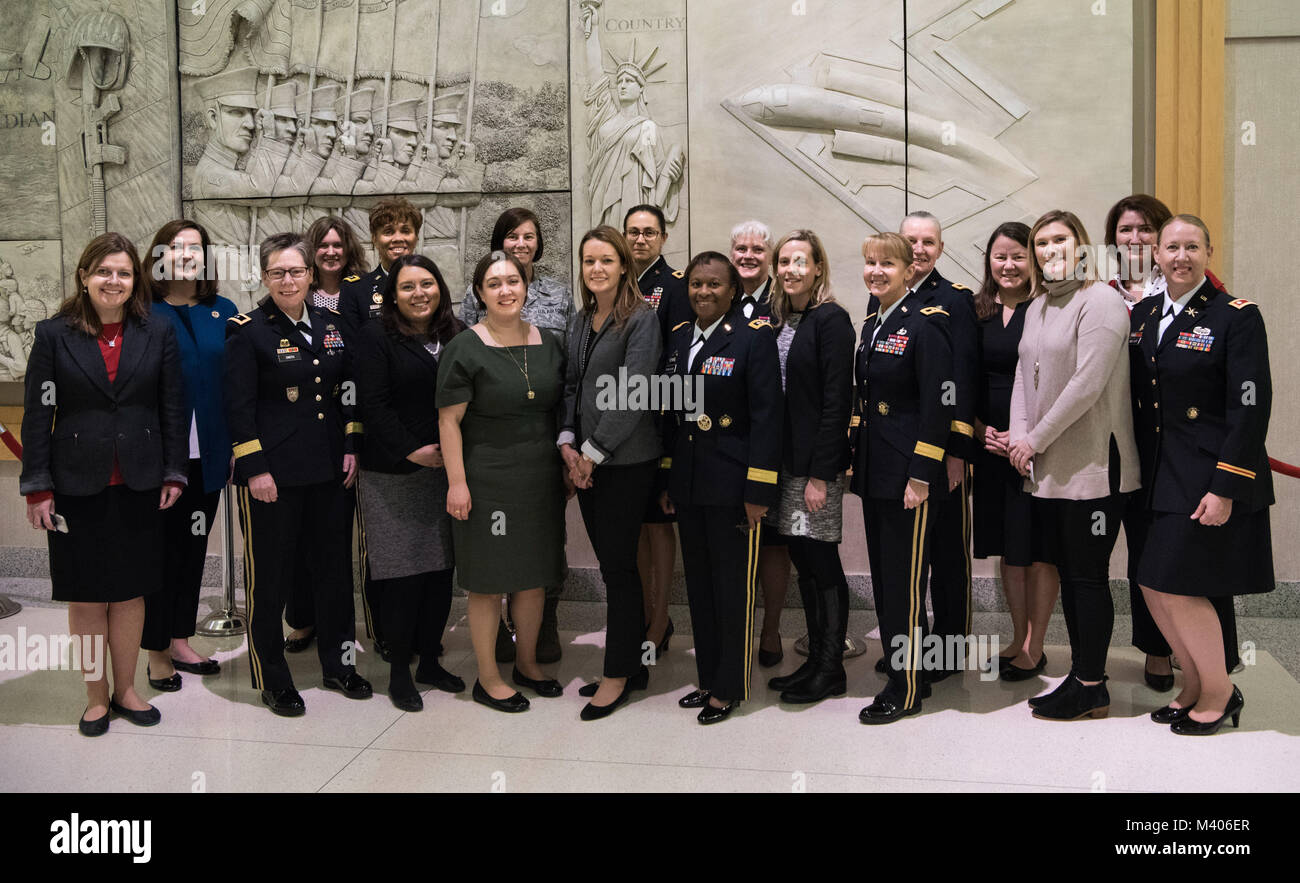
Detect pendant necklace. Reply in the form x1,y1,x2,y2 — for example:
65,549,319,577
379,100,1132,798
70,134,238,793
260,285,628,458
487,323,534,399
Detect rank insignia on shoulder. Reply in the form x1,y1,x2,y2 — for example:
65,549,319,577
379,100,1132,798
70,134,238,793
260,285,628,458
920,306,948,316
863,312,878,324
344,274,360,283
952,283,970,291
229,313,251,325
672,269,684,278
1229,298,1256,309
328,308,340,315
672,320,690,332
748,318,771,329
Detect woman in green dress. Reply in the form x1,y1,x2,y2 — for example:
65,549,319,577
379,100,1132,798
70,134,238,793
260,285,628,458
437,250,568,713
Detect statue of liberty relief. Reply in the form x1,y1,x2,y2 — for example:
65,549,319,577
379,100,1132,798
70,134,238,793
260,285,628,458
580,0,684,229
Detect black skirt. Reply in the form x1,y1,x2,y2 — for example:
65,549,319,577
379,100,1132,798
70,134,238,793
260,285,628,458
48,486,166,603
1136,507,1274,597
972,450,1034,566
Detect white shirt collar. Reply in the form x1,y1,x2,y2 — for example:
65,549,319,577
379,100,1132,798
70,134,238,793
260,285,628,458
1162,276,1206,317
876,294,906,326
637,255,664,284
910,269,934,293
693,314,726,341
741,277,769,303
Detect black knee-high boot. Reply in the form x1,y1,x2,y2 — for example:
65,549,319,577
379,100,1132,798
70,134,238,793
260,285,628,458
780,580,848,703
769,576,820,691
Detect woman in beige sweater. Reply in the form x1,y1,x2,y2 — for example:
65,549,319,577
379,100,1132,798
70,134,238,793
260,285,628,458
1008,210,1140,721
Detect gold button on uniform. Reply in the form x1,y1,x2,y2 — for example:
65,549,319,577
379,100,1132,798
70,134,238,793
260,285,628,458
317,413,325,420
314,376,321,384
1187,407,1199,419
719,414,732,428
315,394,322,402
877,401,889,416
697,414,713,431
313,359,320,366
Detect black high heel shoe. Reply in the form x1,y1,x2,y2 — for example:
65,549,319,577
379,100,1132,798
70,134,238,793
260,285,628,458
647,619,674,662
1171,686,1243,736
147,665,182,692
578,666,649,697
1150,703,1191,724
1144,655,1175,692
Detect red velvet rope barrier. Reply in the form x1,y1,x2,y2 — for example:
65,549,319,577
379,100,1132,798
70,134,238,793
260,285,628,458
0,421,21,460
1270,457,1300,479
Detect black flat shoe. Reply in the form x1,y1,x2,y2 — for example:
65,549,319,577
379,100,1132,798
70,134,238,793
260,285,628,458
109,698,162,727
78,708,109,737
697,700,737,725
578,666,649,698
1144,656,1175,692
171,657,220,675
1171,686,1244,736
858,693,921,725
147,665,182,692
580,671,648,722
389,685,424,713
322,673,373,699
283,632,315,653
261,688,306,716
678,688,710,709
414,662,465,694
1031,676,1110,721
511,667,562,697
1150,703,1191,724
1001,653,1048,682
472,680,529,713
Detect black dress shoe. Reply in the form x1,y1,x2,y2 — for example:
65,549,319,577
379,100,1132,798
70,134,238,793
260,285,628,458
171,657,220,675
1031,676,1110,721
261,688,306,716
678,688,711,708
389,684,424,713
579,666,649,698
322,672,373,699
414,662,465,694
283,632,315,654
858,692,921,725
374,639,393,663
1001,653,1048,682
78,708,109,737
1171,686,1244,736
472,680,529,713
697,700,737,725
147,665,182,692
926,667,958,685
511,667,563,697
1144,657,1175,692
1150,703,1191,724
109,698,162,727
580,670,648,722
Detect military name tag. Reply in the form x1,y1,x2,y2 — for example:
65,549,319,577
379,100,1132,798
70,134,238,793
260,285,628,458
276,345,301,363
1175,330,1213,352
874,333,909,356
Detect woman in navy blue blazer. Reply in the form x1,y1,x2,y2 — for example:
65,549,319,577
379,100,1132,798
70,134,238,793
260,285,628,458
20,232,189,736
139,220,239,691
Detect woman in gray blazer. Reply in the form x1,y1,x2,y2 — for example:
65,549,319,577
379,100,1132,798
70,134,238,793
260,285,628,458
559,226,663,720
20,232,189,736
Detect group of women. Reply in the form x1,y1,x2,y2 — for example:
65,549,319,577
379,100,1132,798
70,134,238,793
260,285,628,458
20,192,1273,735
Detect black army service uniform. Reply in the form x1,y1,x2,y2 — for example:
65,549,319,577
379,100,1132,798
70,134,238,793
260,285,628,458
660,315,782,708
1128,278,1275,597
638,255,687,526
850,292,954,721
225,296,366,705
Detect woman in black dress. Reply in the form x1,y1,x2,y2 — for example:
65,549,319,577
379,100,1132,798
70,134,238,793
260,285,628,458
21,233,188,735
970,222,1059,681
1129,215,1273,734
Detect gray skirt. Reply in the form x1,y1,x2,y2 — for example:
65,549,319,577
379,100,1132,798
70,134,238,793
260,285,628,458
357,468,454,580
763,471,846,543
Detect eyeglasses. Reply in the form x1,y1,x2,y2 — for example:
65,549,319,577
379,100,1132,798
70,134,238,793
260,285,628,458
265,268,310,281
626,229,661,241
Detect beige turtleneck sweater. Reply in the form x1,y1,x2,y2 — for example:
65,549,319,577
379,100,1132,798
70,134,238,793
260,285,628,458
1009,278,1140,500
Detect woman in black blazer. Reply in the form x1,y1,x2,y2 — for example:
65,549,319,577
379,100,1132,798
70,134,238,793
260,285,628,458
20,232,188,736
355,254,467,711
761,230,856,705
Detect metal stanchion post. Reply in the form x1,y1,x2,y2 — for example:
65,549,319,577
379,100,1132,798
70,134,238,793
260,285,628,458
197,486,247,636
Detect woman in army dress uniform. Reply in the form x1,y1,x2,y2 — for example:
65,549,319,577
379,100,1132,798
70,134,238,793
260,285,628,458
659,252,782,725
437,251,567,713
225,233,370,717
850,233,954,724
1129,215,1274,735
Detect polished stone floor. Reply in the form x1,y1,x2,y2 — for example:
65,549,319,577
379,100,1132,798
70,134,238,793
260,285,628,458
1,595,1298,793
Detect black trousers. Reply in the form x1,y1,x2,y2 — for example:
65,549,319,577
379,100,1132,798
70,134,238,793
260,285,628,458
864,495,934,709
142,459,222,651
285,487,372,636
1123,495,1241,670
379,569,453,664
1036,494,1125,682
235,481,357,692
677,503,759,701
923,466,973,649
577,460,656,678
